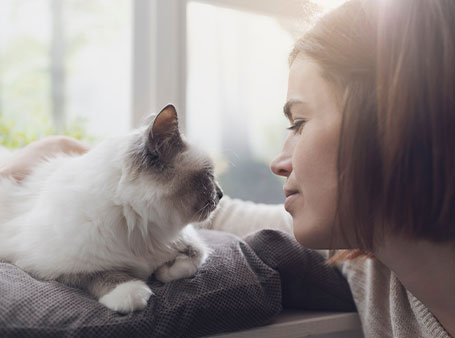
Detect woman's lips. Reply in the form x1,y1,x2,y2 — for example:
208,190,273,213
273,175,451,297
284,189,297,198
284,190,299,213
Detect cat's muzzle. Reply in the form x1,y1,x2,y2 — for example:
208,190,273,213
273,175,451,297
216,184,223,200
197,183,223,221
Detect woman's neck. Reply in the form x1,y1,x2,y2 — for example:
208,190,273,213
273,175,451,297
374,236,455,336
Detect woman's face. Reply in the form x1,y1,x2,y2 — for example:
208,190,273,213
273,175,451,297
270,56,345,249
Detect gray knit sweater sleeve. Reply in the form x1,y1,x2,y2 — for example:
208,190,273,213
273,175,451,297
338,258,451,338
208,196,293,237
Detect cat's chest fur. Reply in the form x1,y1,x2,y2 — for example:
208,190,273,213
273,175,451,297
0,148,187,279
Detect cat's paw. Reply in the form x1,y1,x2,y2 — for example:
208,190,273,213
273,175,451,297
155,255,199,283
99,280,153,313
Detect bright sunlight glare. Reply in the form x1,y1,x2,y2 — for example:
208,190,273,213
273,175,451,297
319,0,348,11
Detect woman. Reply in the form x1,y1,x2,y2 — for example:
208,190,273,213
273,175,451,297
1,0,453,336
218,1,454,336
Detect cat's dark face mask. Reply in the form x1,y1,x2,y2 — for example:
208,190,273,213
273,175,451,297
126,104,222,226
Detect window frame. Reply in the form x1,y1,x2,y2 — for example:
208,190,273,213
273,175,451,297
131,0,187,130
131,0,305,132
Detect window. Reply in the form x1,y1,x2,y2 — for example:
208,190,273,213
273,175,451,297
184,0,346,203
0,0,131,146
186,2,293,203
1,0,346,202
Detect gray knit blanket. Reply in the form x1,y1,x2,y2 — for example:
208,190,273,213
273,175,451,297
0,230,355,338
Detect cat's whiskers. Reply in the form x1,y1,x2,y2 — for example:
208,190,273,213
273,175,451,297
192,201,212,223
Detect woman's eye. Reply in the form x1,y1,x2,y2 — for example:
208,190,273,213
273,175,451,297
286,119,307,133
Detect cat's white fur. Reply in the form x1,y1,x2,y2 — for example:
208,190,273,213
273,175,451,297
0,114,218,312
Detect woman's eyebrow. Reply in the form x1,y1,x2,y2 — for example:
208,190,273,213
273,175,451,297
283,99,305,120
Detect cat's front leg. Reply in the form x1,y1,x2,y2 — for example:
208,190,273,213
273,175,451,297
58,271,153,313
155,226,209,283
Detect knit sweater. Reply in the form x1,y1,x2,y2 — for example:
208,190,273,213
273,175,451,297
208,196,451,338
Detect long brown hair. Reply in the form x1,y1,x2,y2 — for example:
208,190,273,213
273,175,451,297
291,0,455,258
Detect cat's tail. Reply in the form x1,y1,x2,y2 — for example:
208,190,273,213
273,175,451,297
0,179,23,262
0,146,14,166
0,146,18,224
0,177,24,256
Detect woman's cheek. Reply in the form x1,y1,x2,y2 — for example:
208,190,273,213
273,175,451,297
292,129,321,185
292,125,339,218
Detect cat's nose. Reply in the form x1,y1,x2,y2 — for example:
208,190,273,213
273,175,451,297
216,184,223,200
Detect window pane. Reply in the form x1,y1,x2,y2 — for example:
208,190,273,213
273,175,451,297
65,0,131,138
187,2,293,204
0,1,51,146
0,0,131,147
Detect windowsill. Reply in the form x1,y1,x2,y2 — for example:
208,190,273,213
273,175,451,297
208,311,363,338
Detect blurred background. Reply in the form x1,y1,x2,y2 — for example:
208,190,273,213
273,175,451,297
0,0,345,203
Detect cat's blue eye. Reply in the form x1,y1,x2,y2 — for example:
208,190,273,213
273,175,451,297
286,119,307,133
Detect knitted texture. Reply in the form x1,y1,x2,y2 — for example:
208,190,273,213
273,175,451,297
0,228,359,338
0,230,282,338
211,197,452,338
338,257,452,338
244,229,357,312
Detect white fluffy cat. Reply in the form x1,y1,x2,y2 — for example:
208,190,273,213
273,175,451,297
0,105,223,313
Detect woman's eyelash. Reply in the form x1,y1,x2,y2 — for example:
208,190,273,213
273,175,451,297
286,119,307,132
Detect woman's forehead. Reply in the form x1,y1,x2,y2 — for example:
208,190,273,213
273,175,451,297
287,57,339,113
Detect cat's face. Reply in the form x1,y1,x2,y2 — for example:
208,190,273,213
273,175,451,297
118,105,222,234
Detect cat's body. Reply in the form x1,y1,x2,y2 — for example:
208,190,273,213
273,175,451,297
0,105,222,313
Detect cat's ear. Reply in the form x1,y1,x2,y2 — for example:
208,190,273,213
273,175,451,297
146,104,185,162
150,104,179,139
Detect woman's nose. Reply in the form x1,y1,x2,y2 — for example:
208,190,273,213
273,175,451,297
270,152,292,177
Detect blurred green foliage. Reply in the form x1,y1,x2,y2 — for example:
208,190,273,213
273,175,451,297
0,113,94,149
0,0,124,150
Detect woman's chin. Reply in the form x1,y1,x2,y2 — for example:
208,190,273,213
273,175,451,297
292,220,332,249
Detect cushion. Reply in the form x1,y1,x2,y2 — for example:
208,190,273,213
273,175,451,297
0,230,281,338
0,229,356,338
244,229,356,312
